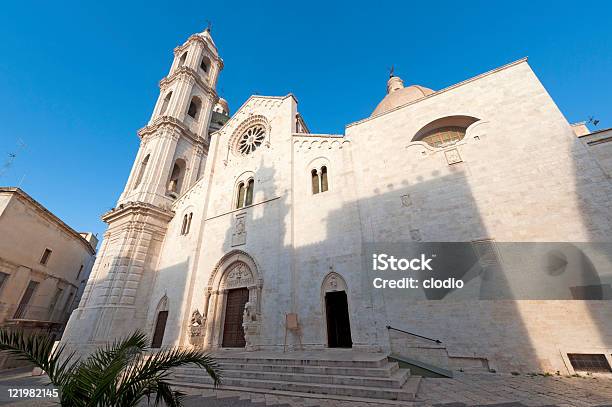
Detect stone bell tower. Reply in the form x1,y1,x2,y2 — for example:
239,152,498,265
61,28,223,350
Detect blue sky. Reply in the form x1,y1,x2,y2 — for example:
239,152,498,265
1,1,610,240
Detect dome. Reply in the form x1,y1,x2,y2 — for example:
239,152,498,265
214,98,230,115
371,75,434,117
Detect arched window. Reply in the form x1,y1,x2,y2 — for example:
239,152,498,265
312,169,320,194
186,213,193,234
178,52,187,67
181,214,188,235
236,182,245,209
235,179,254,209
420,126,466,148
160,92,172,115
245,179,254,206
321,166,328,192
151,310,168,348
167,159,186,198
133,154,149,189
200,56,210,73
187,96,201,120
412,116,479,148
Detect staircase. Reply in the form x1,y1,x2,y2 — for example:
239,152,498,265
169,350,420,403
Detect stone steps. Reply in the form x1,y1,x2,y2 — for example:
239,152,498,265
171,352,419,402
175,366,409,388
181,360,399,377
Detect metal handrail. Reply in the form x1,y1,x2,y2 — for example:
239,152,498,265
386,325,442,344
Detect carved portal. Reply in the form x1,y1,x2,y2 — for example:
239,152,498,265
202,251,263,351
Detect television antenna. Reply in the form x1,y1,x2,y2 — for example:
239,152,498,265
0,138,28,179
588,116,600,127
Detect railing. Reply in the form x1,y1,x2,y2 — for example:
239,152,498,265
386,325,442,344
9,305,66,323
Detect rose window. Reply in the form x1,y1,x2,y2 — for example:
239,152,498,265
237,125,266,155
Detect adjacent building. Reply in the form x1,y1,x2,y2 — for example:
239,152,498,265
0,187,97,368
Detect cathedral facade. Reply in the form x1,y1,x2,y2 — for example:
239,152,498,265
62,28,612,374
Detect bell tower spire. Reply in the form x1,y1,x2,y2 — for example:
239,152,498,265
61,29,223,352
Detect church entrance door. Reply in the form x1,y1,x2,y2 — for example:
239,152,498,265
222,287,249,348
325,291,353,348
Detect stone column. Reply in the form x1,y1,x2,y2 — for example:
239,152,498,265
211,289,227,348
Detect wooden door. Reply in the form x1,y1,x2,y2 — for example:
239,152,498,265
222,288,249,348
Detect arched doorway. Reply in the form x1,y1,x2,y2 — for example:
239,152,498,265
203,251,263,350
151,295,169,348
322,272,352,348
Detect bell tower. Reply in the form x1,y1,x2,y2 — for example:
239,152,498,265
120,27,222,206
61,28,223,351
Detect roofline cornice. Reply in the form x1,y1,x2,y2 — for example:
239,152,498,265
137,116,209,154
0,187,96,255
159,67,219,99
347,57,530,128
102,201,174,224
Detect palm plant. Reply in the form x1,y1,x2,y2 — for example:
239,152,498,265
0,329,221,406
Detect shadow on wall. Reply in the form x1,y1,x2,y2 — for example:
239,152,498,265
62,256,190,353
211,150,541,372
572,130,612,369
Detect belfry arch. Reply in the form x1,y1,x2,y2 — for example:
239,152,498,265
201,250,263,350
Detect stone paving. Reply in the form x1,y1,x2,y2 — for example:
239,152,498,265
1,370,612,406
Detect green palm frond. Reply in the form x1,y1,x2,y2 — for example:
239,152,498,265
0,329,221,407
0,328,77,386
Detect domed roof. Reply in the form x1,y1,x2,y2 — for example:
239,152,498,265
371,75,434,117
214,97,230,115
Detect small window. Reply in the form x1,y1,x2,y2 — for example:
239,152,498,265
133,154,149,189
321,166,328,192
200,56,210,73
245,179,254,206
187,97,201,119
568,353,611,373
236,182,245,209
311,166,329,195
14,280,39,319
40,248,52,265
160,92,172,115
167,159,186,197
0,272,9,292
181,214,188,235
311,169,319,194
180,213,193,235
179,52,187,67
186,213,193,234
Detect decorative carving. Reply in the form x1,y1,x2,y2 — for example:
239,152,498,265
242,301,259,350
229,115,270,156
231,213,247,246
401,194,412,207
322,271,347,293
410,229,422,242
294,137,348,151
444,148,462,165
223,262,254,289
188,309,205,347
